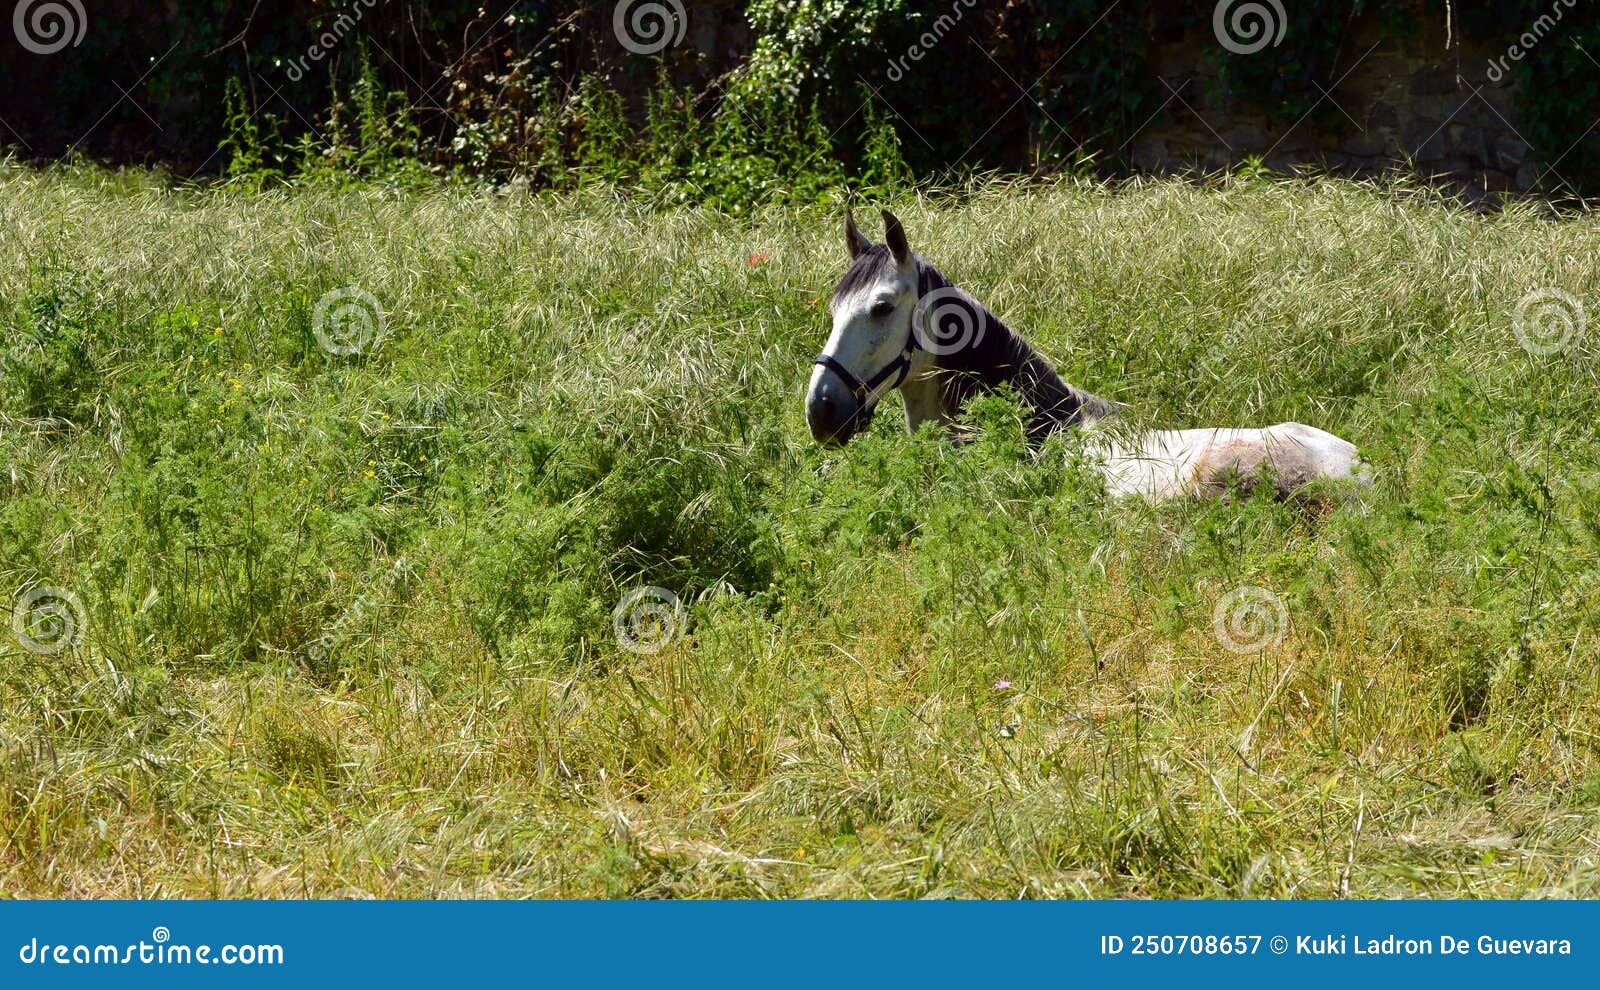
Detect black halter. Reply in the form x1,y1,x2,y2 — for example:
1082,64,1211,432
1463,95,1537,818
813,267,929,408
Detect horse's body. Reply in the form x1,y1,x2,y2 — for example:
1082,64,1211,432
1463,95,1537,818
805,211,1367,501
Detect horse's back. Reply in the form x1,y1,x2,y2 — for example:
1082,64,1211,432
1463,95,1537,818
1093,422,1367,500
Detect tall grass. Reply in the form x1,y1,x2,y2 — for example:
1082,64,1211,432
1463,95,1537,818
3,164,1600,897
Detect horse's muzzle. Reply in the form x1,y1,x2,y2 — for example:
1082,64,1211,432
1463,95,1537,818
806,370,874,446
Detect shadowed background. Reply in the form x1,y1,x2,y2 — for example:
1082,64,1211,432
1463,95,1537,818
3,2,1600,201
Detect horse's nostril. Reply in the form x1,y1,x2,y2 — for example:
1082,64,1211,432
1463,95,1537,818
807,392,852,446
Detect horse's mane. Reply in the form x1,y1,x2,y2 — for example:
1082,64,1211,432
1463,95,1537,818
831,244,899,305
914,258,1116,442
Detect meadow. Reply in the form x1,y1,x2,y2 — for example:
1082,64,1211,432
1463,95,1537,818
2,165,1600,898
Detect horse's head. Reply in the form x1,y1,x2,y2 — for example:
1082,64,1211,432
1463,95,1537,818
805,210,920,446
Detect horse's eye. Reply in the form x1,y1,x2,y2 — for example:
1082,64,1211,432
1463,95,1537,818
870,300,896,319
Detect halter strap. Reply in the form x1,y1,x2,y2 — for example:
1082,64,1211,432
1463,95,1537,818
812,264,933,405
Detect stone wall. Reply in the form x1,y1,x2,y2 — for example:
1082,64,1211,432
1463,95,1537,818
1126,22,1531,196
659,5,1543,199
0,1,1555,193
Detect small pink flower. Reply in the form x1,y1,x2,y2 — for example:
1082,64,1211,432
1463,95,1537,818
994,680,1012,690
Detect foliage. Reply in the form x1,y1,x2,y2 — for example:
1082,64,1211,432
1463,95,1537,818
7,2,1600,197
1509,1,1600,196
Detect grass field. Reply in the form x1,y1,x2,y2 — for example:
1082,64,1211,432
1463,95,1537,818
3,165,1600,898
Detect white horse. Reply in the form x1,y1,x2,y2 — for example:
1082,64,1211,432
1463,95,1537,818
805,211,1367,501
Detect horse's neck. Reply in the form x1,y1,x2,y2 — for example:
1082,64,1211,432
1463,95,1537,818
915,260,1114,438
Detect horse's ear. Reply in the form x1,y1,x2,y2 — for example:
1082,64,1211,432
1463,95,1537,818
882,209,910,265
845,211,871,259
